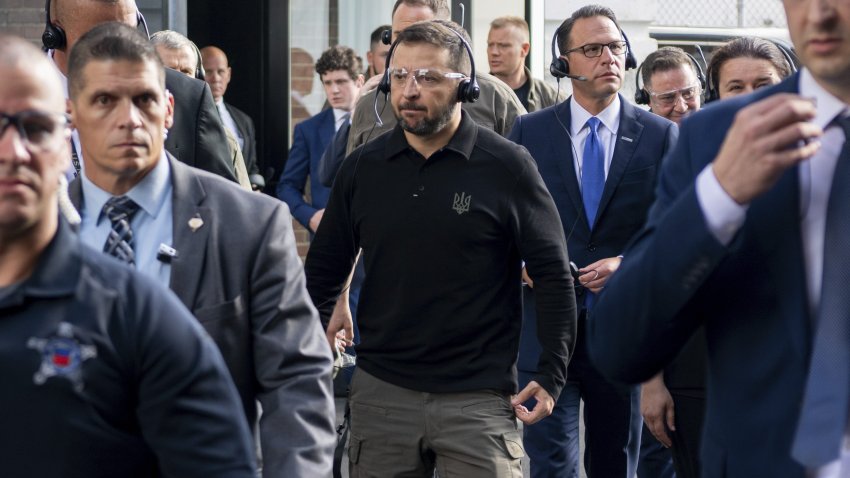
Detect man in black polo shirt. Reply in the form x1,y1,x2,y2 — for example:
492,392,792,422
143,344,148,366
305,20,576,478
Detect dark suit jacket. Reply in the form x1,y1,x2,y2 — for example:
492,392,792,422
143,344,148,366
277,108,335,229
70,156,335,477
588,76,808,478
317,119,349,188
164,68,237,182
225,102,264,188
507,96,678,372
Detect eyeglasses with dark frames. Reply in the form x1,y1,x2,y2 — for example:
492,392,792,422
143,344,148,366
0,110,70,152
564,41,628,58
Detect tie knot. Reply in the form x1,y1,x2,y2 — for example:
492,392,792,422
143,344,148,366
586,117,601,133
103,196,139,223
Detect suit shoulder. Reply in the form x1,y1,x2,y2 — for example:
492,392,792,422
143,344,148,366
684,78,786,133
299,108,334,131
164,68,205,99
186,163,288,216
514,103,561,129
629,104,676,132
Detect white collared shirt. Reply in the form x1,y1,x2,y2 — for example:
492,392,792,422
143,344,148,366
695,69,850,477
569,95,621,186
333,108,350,132
215,100,244,151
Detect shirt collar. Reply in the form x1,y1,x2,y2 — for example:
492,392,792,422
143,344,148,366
0,220,82,308
384,110,477,161
81,150,172,225
333,108,350,124
799,68,850,129
570,95,621,136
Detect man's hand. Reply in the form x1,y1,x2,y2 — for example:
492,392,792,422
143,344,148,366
325,289,354,352
713,94,822,205
359,74,383,99
511,381,555,425
641,373,675,447
309,208,325,233
578,256,622,293
522,267,534,288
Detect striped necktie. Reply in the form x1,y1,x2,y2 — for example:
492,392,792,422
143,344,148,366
102,196,140,265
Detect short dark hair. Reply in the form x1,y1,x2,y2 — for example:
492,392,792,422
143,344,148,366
395,20,470,76
391,0,450,21
557,4,621,53
315,45,363,81
370,25,391,47
641,47,697,89
706,37,792,93
68,22,164,99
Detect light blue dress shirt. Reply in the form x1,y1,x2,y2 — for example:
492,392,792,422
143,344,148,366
79,152,174,285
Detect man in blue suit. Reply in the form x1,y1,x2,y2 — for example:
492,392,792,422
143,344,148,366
278,46,363,233
588,0,850,476
507,5,677,477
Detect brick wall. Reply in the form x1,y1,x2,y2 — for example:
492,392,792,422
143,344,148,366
0,0,45,45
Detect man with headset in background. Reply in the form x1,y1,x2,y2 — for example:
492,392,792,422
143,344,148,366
636,47,704,125
633,45,707,478
345,0,526,156
635,45,707,478
305,20,576,478
44,0,236,183
507,5,678,477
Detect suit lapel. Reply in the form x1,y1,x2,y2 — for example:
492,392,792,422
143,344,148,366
753,73,810,360
596,98,643,224
318,109,336,148
227,103,249,140
552,99,588,229
167,155,212,310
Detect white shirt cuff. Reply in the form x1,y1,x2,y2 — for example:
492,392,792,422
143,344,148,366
696,164,748,246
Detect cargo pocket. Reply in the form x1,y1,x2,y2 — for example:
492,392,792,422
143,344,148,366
501,431,524,459
348,435,363,464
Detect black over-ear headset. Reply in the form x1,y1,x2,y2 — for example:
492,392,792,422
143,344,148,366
634,52,707,105
381,28,392,46
550,22,637,80
190,41,206,81
43,0,150,51
377,26,480,103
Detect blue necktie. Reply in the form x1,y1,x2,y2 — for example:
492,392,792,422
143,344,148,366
581,117,605,309
791,115,850,467
582,117,605,229
102,196,140,265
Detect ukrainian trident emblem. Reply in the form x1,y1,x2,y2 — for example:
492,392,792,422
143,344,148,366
452,192,471,215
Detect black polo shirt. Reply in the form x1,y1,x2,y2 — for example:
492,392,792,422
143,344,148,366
0,222,256,477
306,112,575,399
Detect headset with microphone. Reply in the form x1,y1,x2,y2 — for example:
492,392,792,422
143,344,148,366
633,51,706,105
376,26,480,104
42,0,150,51
549,21,637,82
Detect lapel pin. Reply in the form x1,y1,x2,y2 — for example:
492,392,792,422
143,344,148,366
188,216,204,232
620,136,634,143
